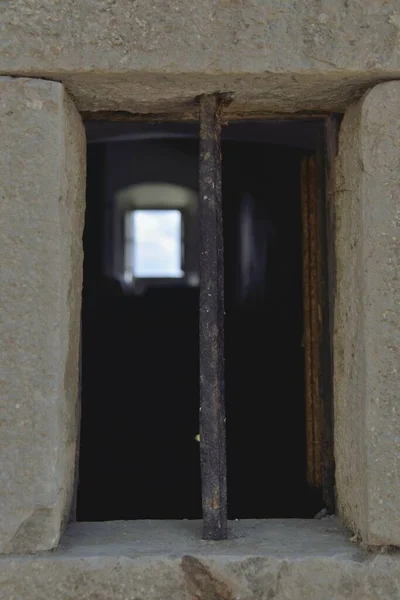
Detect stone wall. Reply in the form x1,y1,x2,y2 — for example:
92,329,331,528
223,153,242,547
0,77,86,553
334,81,400,545
1,1,400,114
0,6,400,599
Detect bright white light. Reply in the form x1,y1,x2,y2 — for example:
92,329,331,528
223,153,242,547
126,210,183,278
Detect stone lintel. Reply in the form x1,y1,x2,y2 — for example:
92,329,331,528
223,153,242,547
1,1,400,114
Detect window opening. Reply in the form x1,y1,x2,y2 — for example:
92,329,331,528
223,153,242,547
78,110,335,539
113,182,198,294
124,209,184,281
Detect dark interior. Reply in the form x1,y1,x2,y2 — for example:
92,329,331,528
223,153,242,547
77,121,324,522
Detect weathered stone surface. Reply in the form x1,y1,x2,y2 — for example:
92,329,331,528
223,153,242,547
334,81,400,546
0,77,86,553
1,520,400,600
1,1,400,113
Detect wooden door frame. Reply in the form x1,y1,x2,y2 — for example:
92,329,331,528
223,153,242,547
301,115,340,513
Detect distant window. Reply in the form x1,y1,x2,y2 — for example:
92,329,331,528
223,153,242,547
111,182,198,292
124,209,183,282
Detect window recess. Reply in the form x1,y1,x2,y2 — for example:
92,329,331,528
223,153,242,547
79,104,338,540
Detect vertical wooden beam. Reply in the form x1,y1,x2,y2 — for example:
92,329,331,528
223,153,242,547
302,115,339,512
318,115,340,513
198,94,227,540
301,155,322,489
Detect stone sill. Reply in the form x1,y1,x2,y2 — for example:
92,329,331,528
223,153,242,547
1,519,400,599
59,518,355,559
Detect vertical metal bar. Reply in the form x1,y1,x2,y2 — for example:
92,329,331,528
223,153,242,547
198,94,227,540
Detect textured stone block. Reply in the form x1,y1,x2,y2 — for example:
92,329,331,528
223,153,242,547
334,81,400,545
1,520,400,600
0,77,85,553
1,1,400,114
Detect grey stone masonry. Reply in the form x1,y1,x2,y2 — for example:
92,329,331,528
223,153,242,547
334,81,400,546
1,520,400,600
0,77,86,553
1,1,400,115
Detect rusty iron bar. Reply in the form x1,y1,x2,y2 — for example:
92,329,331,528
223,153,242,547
198,94,227,541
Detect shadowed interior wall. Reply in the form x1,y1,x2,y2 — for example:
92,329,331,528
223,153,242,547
77,129,323,521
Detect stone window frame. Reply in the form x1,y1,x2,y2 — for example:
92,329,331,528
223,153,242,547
1,76,399,557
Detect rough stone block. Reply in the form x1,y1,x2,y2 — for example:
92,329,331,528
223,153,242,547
1,1,400,114
1,520,400,600
0,77,85,553
334,81,400,546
